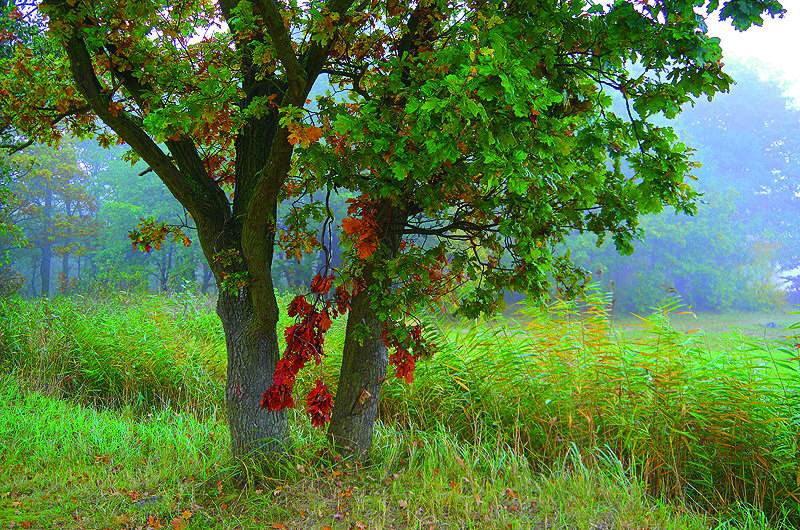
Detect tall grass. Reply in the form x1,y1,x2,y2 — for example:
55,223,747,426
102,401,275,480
0,291,798,525
380,296,800,522
0,292,226,417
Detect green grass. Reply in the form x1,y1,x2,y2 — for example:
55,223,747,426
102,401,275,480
0,375,729,529
0,291,799,529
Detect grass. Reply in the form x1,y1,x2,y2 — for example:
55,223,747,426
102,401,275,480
0,291,799,529
0,375,722,529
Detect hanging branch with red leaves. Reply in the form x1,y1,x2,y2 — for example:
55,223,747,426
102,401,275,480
382,323,437,384
260,273,352,427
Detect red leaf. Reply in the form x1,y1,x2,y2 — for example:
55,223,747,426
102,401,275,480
262,383,294,411
306,379,333,427
310,274,334,295
287,295,312,317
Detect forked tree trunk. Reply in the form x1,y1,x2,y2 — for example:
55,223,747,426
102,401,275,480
327,287,389,459
217,288,288,456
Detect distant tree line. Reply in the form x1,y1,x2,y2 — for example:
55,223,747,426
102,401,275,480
0,139,345,297
565,62,800,313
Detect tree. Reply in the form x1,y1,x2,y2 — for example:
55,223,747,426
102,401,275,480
281,1,787,456
7,141,100,295
566,61,800,313
0,0,785,459
672,63,800,291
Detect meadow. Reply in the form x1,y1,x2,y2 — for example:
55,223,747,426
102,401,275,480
0,291,798,529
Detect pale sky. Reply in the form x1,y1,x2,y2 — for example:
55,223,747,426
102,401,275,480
707,7,800,104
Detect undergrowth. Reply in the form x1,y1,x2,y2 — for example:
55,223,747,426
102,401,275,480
0,291,798,528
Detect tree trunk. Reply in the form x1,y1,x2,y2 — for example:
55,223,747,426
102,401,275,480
40,244,51,296
29,257,37,297
201,263,214,294
328,204,405,459
61,253,70,289
217,288,288,457
327,287,389,459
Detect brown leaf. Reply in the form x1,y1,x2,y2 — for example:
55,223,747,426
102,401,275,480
171,517,188,530
504,487,518,499
181,509,193,520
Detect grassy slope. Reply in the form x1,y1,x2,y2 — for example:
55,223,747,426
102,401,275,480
1,377,716,530
0,293,798,529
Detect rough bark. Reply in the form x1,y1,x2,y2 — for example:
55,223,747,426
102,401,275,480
217,288,288,456
327,286,389,459
328,204,407,459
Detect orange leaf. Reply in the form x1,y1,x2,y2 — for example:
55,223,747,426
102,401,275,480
171,517,188,530
287,123,323,147
341,216,363,237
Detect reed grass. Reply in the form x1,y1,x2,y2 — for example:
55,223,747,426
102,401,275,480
0,293,226,417
0,375,729,529
0,290,798,526
380,296,800,523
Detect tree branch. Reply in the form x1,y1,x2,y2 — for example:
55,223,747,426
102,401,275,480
41,0,230,235
256,0,306,100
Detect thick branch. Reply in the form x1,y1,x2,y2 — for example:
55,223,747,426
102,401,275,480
300,0,358,92
42,0,230,255
257,0,306,99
